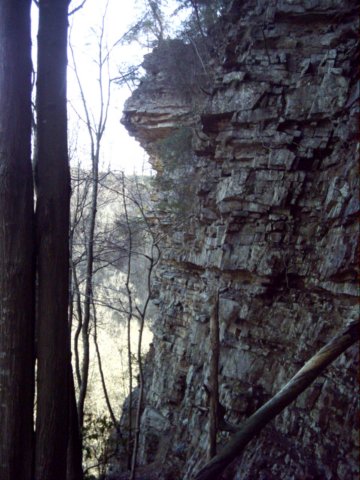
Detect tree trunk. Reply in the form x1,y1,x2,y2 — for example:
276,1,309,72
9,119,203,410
69,17,111,433
77,150,99,429
35,1,72,479
67,368,84,480
0,1,35,479
122,173,134,471
92,300,118,428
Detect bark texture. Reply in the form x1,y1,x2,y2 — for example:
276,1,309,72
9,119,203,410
0,1,35,479
35,1,72,479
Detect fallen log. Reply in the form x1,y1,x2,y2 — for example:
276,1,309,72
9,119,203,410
194,320,359,480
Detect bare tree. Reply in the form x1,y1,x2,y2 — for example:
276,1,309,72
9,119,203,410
69,5,112,431
92,298,118,429
130,229,160,480
95,172,161,476
117,174,161,480
121,173,136,470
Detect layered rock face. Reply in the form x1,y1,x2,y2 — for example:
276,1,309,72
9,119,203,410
121,1,359,478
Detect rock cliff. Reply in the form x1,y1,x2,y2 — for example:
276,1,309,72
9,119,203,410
120,1,359,478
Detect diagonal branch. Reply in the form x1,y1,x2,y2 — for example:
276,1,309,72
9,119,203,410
68,0,88,17
194,319,359,480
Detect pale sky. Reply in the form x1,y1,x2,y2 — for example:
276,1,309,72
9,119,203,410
31,0,153,175
31,0,190,174
68,0,152,174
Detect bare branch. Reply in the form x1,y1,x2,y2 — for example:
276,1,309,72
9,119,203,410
68,0,88,17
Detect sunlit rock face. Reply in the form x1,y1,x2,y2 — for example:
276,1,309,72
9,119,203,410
119,0,359,478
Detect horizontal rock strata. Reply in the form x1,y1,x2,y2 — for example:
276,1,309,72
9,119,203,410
120,0,359,478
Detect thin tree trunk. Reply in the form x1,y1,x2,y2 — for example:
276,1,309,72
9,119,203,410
208,292,220,459
122,173,134,471
190,0,207,41
67,368,84,480
129,345,143,480
71,255,84,389
126,310,134,471
129,305,147,480
77,150,99,429
130,198,160,480
70,17,111,429
0,1,35,479
92,300,118,428
35,1,72,478
68,201,84,480
194,320,360,480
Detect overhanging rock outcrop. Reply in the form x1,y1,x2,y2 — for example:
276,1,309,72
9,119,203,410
120,1,359,478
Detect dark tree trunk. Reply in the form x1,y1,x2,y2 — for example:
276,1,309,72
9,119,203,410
67,368,84,480
34,1,73,479
0,1,35,479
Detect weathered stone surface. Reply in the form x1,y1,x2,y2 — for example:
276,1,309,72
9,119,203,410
117,0,359,478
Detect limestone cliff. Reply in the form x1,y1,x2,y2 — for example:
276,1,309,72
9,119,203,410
119,1,359,478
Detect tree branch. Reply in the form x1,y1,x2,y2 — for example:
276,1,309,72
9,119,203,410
68,0,88,17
